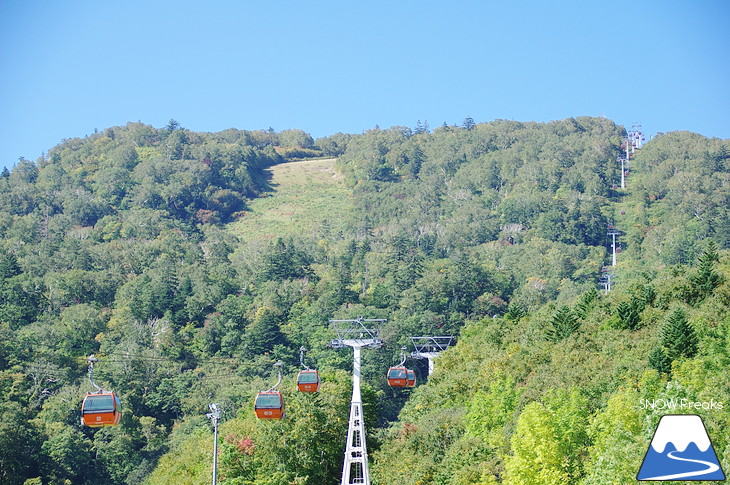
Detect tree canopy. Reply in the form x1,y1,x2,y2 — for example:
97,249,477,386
0,118,728,484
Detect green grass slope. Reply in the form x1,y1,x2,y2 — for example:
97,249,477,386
227,158,354,244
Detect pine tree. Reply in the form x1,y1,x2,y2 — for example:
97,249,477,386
574,288,598,319
615,301,642,330
648,346,671,374
688,241,722,304
244,307,285,356
547,306,579,341
660,308,698,362
0,252,21,280
505,303,526,322
263,238,296,281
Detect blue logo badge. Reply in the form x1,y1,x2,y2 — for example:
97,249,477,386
638,415,725,481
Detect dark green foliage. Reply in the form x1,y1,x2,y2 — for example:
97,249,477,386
243,307,286,357
0,118,728,484
660,308,698,362
261,238,314,282
648,346,671,374
0,401,43,484
687,240,722,304
546,305,579,341
574,287,598,319
614,300,642,330
504,302,527,322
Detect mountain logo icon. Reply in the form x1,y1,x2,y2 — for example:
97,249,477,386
638,414,726,481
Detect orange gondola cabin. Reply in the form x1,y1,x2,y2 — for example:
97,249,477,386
406,369,416,388
255,391,285,419
81,391,121,427
296,369,320,393
387,366,408,387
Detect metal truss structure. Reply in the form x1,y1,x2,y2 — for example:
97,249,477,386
329,317,386,485
408,336,455,375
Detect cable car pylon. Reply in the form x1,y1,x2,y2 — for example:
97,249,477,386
328,316,386,485
409,336,455,375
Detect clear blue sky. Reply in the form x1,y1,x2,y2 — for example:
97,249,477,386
1,0,728,170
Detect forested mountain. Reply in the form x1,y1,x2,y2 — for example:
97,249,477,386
0,118,728,485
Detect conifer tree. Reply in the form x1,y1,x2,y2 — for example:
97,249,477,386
660,308,698,362
574,287,598,319
648,346,671,374
615,301,642,330
688,241,722,304
505,303,526,322
547,306,579,341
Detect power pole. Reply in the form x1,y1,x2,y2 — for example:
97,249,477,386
409,336,455,376
329,317,386,485
206,403,221,485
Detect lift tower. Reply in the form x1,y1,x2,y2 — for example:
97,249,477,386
329,317,386,485
409,336,455,376
607,225,621,267
617,156,628,189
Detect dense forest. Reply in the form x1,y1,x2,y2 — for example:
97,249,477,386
0,117,728,484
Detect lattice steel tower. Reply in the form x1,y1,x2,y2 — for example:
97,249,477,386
409,336,455,375
329,317,386,485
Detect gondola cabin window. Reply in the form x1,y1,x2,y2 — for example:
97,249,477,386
81,392,121,427
296,369,320,392
387,366,408,387
255,391,285,419
406,369,416,387
84,394,114,412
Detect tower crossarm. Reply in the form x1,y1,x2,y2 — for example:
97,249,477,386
409,336,455,354
329,317,386,349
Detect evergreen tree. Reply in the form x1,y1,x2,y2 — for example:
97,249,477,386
244,307,285,356
688,240,722,304
660,308,698,362
505,303,526,322
263,238,296,281
648,346,671,374
0,252,21,280
615,300,642,330
546,306,579,341
574,287,598,319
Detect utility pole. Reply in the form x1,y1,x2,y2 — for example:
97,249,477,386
206,403,221,485
329,317,386,485
409,336,455,376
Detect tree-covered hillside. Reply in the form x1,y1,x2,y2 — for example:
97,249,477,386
0,118,727,485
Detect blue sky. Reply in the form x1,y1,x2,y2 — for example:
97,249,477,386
1,0,728,170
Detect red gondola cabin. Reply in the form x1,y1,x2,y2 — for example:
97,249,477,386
406,369,416,388
296,369,320,393
81,392,121,427
387,366,408,387
255,391,285,419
